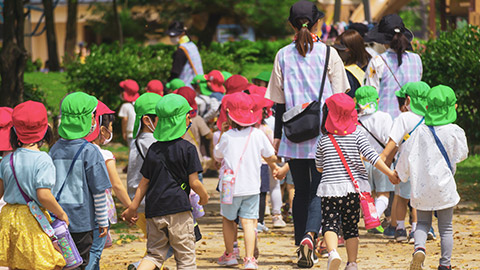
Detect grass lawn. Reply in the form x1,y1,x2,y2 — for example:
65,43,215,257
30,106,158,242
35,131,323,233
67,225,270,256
24,72,68,114
456,155,480,209
242,63,273,81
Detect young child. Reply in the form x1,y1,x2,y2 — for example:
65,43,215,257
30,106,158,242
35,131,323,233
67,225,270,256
0,101,68,269
191,74,220,122
316,93,398,270
381,81,431,242
145,80,164,96
122,94,209,270
85,101,132,270
214,92,279,270
50,92,112,268
355,86,394,233
0,107,13,213
396,85,468,270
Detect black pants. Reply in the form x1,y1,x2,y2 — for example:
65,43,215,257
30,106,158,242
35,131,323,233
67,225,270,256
321,193,360,240
71,230,94,270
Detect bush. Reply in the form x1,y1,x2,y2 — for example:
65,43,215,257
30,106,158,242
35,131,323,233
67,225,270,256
419,25,480,144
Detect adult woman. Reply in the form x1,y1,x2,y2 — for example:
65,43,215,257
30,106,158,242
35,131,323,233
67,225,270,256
265,1,349,267
364,14,423,119
333,29,372,98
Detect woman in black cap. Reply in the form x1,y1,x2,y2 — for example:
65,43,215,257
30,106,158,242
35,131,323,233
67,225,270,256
364,14,423,119
167,21,204,87
265,0,350,268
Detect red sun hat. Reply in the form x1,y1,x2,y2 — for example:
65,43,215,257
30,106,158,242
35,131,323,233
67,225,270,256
225,75,249,95
12,101,49,144
205,70,226,93
216,94,234,130
85,101,115,142
325,93,358,135
226,92,257,127
248,85,274,117
0,107,13,151
146,80,164,96
175,86,198,118
250,94,267,125
120,79,140,102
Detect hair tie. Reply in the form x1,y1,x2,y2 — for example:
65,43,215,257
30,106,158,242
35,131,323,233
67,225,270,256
302,23,309,28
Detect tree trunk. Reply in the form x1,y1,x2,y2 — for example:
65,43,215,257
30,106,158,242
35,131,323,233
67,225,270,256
0,0,27,107
112,0,124,47
64,0,78,65
198,13,222,48
43,0,61,71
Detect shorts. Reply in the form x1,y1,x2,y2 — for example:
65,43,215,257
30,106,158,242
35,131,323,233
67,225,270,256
260,164,270,193
395,180,411,199
280,171,294,185
321,193,361,240
221,194,260,221
365,162,395,193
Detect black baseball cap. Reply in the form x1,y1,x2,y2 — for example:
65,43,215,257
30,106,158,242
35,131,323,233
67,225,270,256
288,0,325,29
364,14,413,44
167,21,186,37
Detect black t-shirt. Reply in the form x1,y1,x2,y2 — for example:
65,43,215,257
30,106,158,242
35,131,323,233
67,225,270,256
168,48,188,81
140,138,203,218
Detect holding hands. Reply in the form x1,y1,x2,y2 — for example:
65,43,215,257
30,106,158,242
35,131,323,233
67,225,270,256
121,207,138,225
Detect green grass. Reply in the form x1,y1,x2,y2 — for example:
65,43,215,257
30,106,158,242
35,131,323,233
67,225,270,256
456,155,480,208
242,63,273,81
24,72,68,114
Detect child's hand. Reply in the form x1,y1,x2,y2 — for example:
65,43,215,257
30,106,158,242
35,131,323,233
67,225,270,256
274,164,289,180
121,207,138,225
198,193,210,206
58,212,69,226
389,170,401,185
98,226,108,238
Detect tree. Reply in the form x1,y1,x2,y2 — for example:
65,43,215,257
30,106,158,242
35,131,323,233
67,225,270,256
64,0,78,64
0,0,28,107
43,0,61,71
112,0,124,47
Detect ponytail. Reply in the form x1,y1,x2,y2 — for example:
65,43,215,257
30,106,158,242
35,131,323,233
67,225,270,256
390,33,410,66
295,19,314,57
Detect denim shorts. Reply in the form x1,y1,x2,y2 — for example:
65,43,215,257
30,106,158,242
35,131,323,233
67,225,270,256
365,162,395,193
221,194,260,221
395,179,411,199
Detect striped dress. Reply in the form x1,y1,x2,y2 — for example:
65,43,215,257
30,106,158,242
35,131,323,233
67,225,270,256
315,130,380,197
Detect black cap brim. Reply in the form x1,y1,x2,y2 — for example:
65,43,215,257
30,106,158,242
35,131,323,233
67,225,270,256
364,24,414,44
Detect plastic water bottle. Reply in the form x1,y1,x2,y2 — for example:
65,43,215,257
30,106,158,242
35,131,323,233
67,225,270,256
51,219,83,269
190,191,205,219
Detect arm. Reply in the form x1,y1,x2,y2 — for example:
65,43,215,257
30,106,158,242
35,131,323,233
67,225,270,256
380,139,398,167
374,158,400,184
121,117,128,141
189,172,209,205
106,160,131,208
93,191,109,237
204,132,213,140
122,177,149,223
328,48,350,94
273,103,286,153
263,155,280,172
273,163,290,180
37,188,69,225
0,179,3,198
168,49,187,81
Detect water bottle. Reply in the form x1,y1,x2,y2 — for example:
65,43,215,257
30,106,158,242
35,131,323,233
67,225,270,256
51,219,83,269
190,191,205,219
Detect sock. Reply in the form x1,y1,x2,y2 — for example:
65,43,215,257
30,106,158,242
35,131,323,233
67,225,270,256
328,249,337,256
375,196,389,218
397,220,405,230
411,222,417,232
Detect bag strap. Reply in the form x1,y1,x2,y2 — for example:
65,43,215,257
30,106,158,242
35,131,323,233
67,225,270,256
55,141,89,201
233,127,254,179
428,126,453,173
318,46,331,101
187,129,199,147
327,134,363,197
179,45,198,75
379,55,402,89
358,120,386,149
9,153,32,203
135,139,145,160
402,117,424,143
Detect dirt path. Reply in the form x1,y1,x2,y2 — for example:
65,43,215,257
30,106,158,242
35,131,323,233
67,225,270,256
100,175,480,270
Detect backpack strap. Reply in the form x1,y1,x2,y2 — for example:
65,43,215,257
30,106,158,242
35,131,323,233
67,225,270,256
55,141,89,201
428,126,453,173
179,45,198,75
402,117,424,143
358,120,386,149
9,153,32,203
135,139,145,160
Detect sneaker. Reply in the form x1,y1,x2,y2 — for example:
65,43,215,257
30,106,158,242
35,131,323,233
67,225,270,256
381,218,391,229
265,206,271,216
218,251,239,266
408,230,415,244
257,222,269,233
297,235,315,268
368,225,384,234
127,261,140,270
383,225,396,239
243,257,258,269
272,215,287,228
315,240,328,258
233,246,241,260
327,250,342,270
428,227,437,240
344,262,358,270
410,248,426,270
338,236,345,247
438,265,452,270
395,228,408,242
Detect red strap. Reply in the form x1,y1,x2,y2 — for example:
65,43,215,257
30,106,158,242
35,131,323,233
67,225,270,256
327,134,361,193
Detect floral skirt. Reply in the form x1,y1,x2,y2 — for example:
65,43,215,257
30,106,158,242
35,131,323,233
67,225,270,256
0,204,66,270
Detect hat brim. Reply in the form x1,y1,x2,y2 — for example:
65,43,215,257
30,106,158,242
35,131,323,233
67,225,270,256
154,114,188,142
229,111,257,127
325,110,358,135
364,24,414,44
124,92,140,103
425,105,457,126
167,29,184,37
410,100,428,117
210,83,226,94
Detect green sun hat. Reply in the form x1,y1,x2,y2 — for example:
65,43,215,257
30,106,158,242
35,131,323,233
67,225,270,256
59,92,98,140
191,74,212,96
221,71,233,81
425,85,457,126
253,71,272,82
133,93,163,139
355,86,379,106
154,94,192,142
166,78,185,91
396,81,431,116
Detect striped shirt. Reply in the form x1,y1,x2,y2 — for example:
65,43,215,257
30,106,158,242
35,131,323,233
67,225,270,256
315,130,380,197
93,191,109,228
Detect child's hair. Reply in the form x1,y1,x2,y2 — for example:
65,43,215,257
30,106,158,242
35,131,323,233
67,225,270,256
321,104,329,135
227,112,250,130
295,18,314,57
397,95,407,110
10,126,54,150
99,113,115,128
140,114,157,131
390,32,411,66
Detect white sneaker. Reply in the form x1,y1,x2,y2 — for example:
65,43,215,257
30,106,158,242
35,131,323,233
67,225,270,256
272,215,286,228
344,262,358,270
327,250,342,270
410,248,426,270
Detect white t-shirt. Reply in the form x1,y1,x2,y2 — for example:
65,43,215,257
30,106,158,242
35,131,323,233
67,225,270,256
214,127,275,197
94,144,115,162
396,124,468,211
389,111,424,153
118,102,136,139
358,111,393,154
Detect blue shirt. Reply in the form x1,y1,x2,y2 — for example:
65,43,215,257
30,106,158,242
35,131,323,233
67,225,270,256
49,139,111,233
0,148,56,206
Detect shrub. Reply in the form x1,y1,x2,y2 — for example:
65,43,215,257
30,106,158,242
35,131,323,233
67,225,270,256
419,25,480,144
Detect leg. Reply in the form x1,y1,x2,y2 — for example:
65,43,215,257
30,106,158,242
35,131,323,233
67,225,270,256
396,196,409,229
269,172,282,216
437,207,454,267
222,217,237,254
341,193,360,263
240,218,257,258
345,238,359,263
71,230,94,270
304,160,322,237
168,212,196,270
321,196,341,252
258,192,267,225
414,210,432,251
375,192,390,218
143,217,171,269
85,226,108,270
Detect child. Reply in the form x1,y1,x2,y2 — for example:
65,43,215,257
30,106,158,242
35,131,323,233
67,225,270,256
119,79,140,147
145,80,164,96
165,78,185,93
381,81,431,242
0,107,13,212
191,74,220,122
315,93,398,270
252,71,271,88
0,101,68,269
122,94,209,270
214,92,279,270
85,101,132,270
50,92,112,268
225,74,249,95
396,85,467,270
355,86,394,233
